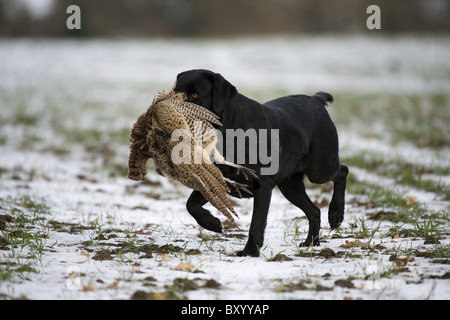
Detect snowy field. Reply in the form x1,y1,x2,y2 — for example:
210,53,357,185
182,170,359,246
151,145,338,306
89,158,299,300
0,35,449,300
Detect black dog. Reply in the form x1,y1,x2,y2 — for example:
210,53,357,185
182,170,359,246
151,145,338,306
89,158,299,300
173,69,348,257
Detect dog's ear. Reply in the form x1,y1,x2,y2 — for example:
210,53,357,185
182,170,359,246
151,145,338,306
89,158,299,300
176,71,186,81
212,73,237,114
174,71,186,88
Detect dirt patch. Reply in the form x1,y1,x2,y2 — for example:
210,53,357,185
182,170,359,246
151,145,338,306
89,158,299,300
130,277,222,300
155,244,184,254
80,241,201,261
0,214,13,231
428,272,450,279
368,210,397,221
203,279,221,289
130,290,186,300
424,236,440,245
92,249,113,261
275,280,309,292
269,253,293,262
334,279,355,289
318,248,337,258
296,247,344,259
170,278,199,291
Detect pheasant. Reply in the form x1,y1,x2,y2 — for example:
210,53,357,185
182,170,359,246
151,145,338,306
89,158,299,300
128,90,257,226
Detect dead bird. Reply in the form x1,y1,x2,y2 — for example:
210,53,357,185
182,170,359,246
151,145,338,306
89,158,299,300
128,90,257,227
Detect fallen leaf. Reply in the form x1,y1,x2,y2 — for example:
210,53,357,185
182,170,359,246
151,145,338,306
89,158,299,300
107,280,120,289
80,251,90,257
405,196,417,206
161,253,170,262
394,255,414,267
340,240,355,247
354,231,365,239
83,283,95,292
174,262,195,272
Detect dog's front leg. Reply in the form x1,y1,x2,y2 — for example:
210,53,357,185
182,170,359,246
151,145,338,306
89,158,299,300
237,184,273,257
186,190,223,233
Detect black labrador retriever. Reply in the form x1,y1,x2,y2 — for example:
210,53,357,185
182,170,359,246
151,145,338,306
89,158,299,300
173,69,348,257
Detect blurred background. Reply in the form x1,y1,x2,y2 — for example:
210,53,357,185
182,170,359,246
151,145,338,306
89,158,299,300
1,0,449,37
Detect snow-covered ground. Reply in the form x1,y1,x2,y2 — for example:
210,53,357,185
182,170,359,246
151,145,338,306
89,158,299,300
0,35,449,300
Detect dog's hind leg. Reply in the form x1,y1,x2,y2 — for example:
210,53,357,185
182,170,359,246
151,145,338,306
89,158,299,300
328,164,349,229
278,173,321,247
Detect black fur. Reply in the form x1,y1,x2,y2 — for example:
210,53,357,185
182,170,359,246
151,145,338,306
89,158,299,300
174,69,348,257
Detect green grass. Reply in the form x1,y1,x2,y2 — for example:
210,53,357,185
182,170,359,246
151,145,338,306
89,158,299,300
0,196,54,282
427,244,450,264
331,92,450,148
411,218,445,238
342,152,450,200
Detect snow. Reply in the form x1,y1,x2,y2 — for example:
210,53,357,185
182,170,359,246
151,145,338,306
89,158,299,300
0,36,449,300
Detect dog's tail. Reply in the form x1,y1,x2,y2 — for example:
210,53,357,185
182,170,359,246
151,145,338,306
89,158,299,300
313,92,333,106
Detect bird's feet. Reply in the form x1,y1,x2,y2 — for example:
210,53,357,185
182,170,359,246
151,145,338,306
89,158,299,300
224,178,252,198
234,165,259,181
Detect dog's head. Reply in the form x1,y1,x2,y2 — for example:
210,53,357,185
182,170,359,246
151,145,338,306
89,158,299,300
173,69,237,116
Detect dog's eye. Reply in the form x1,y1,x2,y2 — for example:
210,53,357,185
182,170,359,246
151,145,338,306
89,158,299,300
190,92,199,100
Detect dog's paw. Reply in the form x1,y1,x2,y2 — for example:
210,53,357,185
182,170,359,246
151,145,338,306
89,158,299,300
236,248,260,257
328,208,344,229
198,216,223,233
299,239,320,248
